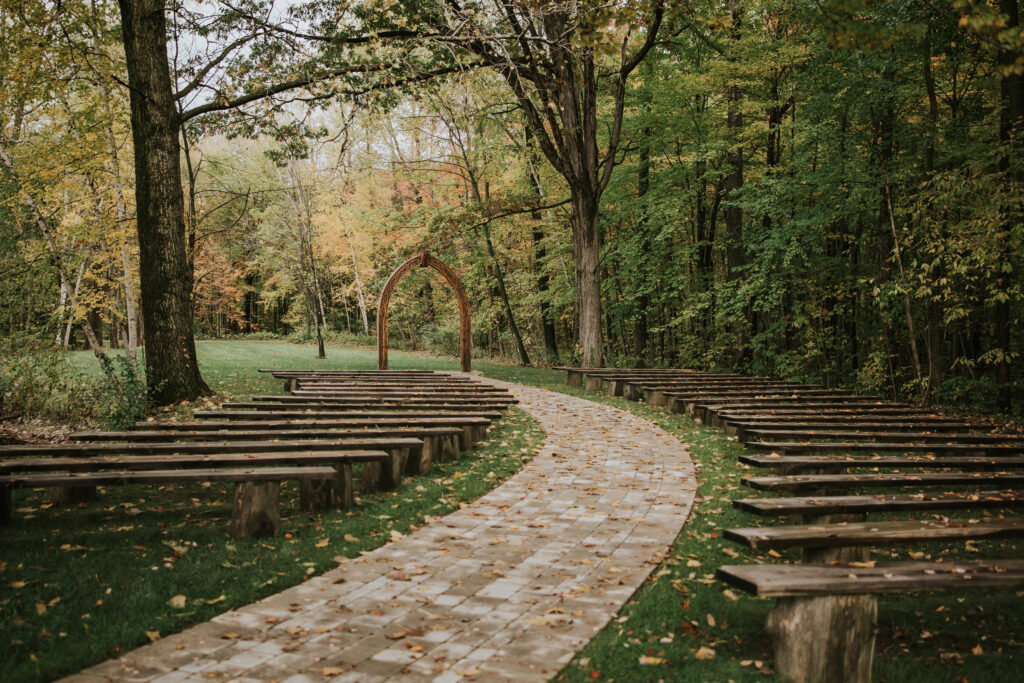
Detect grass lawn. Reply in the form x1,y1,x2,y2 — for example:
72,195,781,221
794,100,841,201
7,339,1024,681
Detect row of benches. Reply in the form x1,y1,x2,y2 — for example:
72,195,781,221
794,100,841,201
560,366,1024,682
1,370,516,539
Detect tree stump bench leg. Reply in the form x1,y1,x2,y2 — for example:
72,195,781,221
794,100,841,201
441,434,460,461
585,375,603,391
645,390,666,407
360,461,382,493
361,449,407,491
460,425,487,451
766,593,877,683
566,370,583,387
231,481,281,539
406,439,434,476
606,379,623,396
1,486,11,525
283,378,297,392
622,384,642,401
300,464,354,512
51,485,97,506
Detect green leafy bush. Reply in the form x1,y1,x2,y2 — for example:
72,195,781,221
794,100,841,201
0,335,97,424
93,355,151,429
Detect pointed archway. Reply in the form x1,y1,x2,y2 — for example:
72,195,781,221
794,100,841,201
377,251,472,372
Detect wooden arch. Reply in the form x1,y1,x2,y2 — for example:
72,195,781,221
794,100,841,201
377,251,472,372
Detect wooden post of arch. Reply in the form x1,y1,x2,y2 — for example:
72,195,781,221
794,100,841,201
377,250,472,372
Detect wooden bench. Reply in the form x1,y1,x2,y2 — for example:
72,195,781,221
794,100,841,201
1,436,424,493
74,425,464,472
739,453,1024,474
744,440,1024,455
0,449,390,538
716,559,1024,683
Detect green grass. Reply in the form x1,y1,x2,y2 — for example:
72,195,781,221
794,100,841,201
12,340,1024,681
0,345,544,681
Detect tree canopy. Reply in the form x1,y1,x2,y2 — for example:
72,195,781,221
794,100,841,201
2,0,1023,412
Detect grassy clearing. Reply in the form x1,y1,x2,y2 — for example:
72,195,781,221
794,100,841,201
0,382,543,681
14,340,1024,681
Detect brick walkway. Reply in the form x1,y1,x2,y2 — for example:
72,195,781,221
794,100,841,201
66,378,697,682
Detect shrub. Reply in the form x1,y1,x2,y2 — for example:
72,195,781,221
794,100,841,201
93,355,152,430
0,335,97,425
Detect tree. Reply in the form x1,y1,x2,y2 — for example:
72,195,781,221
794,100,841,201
421,1,664,367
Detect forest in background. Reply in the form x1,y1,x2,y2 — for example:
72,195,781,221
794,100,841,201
2,0,1024,418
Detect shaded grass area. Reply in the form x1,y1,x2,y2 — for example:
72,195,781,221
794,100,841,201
480,366,1024,683
0,404,543,682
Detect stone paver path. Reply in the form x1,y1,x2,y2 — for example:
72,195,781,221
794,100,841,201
67,378,697,682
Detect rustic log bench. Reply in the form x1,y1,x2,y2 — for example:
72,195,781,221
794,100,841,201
715,559,1024,683
0,449,390,537
73,425,464,472
664,390,862,415
1,436,424,497
703,406,951,427
192,411,492,449
737,428,1022,446
557,367,702,389
595,374,761,397
723,418,987,438
613,375,795,399
739,453,1024,474
744,440,1024,455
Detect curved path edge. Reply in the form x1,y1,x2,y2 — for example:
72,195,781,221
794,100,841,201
64,377,697,683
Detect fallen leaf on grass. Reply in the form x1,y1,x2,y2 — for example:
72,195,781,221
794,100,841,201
10,581,26,589
343,534,359,543
694,646,716,660
315,538,330,548
145,630,160,642
638,655,666,665
206,595,226,605
972,644,984,656
169,595,187,609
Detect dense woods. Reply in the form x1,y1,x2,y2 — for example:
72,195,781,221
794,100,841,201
2,0,1023,414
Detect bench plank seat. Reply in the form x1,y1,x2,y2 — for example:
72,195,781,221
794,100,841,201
195,408,502,419
746,441,1024,454
0,465,339,487
135,416,490,430
72,427,461,442
739,454,1024,471
740,429,1022,444
717,559,1024,598
724,518,1024,552
734,490,1024,516
743,472,1024,492
0,437,422,457
0,450,389,474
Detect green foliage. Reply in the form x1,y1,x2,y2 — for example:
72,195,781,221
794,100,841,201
0,335,97,425
93,355,151,430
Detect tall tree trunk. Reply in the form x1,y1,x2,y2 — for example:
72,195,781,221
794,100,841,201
118,0,209,403
996,0,1023,408
483,224,531,366
93,0,139,365
525,145,559,361
346,231,370,333
570,184,602,368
